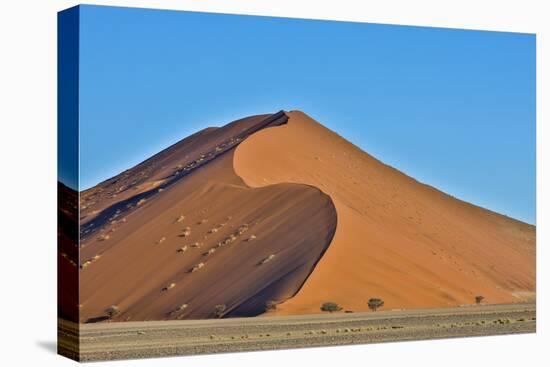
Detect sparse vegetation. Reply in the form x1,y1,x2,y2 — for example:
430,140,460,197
247,235,257,241
214,304,227,318
259,254,276,265
265,300,277,312
177,246,188,253
98,234,110,241
321,302,342,313
175,215,185,223
162,283,176,291
219,234,237,247
368,298,385,312
190,262,205,272
105,305,120,318
182,227,191,237
190,242,202,248
475,295,484,305
237,224,249,235
203,248,216,256
156,237,166,245
137,198,146,206
169,303,188,316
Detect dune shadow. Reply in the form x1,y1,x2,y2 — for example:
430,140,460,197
85,315,110,323
36,340,57,354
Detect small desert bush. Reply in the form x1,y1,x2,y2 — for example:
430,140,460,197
105,305,120,318
368,298,384,312
214,304,227,318
265,300,277,312
320,302,342,313
259,254,276,265
169,303,188,316
237,224,249,235
190,262,205,272
177,246,188,253
162,283,176,291
203,248,216,256
475,295,484,304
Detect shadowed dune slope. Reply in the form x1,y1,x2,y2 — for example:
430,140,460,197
78,113,337,322
58,182,79,322
234,111,536,315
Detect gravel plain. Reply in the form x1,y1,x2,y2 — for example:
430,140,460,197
58,303,536,362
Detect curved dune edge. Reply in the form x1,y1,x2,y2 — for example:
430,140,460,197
234,110,535,316
77,113,338,321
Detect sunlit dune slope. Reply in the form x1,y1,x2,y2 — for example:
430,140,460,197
234,111,535,315
77,112,337,322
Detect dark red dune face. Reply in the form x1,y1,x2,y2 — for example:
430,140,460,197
58,182,79,322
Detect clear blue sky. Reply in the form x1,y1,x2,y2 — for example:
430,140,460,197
78,5,536,224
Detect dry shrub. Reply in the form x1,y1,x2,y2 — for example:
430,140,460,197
237,224,249,235
162,283,176,291
265,300,277,311
105,305,120,318
259,254,275,265
190,262,205,272
203,248,216,256
214,304,227,318
321,302,342,313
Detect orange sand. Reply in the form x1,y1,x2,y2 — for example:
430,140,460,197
77,113,336,322
234,111,535,315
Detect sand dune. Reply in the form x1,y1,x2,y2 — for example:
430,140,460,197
71,110,535,323
77,112,336,322
234,111,535,315
58,182,79,322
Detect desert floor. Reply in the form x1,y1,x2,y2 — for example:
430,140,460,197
59,302,535,362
